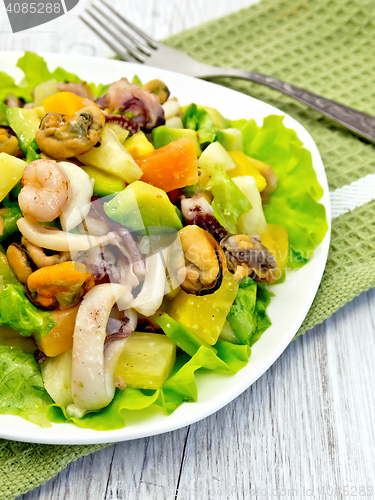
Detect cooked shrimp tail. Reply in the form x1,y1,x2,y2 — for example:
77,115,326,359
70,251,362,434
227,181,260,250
18,159,72,222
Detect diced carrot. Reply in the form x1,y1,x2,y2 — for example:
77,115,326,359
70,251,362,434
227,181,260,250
43,92,96,116
136,138,198,192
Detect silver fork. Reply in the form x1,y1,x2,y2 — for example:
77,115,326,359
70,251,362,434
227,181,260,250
80,0,375,144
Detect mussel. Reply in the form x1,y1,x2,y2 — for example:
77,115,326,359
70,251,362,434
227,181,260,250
0,126,20,156
220,234,277,284
26,261,95,310
170,225,226,295
6,243,34,284
143,79,170,104
35,106,105,159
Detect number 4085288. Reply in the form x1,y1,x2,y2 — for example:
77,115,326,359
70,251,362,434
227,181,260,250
6,3,62,14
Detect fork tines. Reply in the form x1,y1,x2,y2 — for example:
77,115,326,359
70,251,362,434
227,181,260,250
80,0,158,63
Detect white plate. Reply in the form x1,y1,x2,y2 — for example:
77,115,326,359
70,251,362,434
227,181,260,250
0,52,331,444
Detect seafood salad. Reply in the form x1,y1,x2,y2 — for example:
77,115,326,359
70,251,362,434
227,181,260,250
0,53,328,429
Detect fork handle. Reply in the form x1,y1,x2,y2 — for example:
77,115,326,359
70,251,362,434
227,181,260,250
203,68,375,143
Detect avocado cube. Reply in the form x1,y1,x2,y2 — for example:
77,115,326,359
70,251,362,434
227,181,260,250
80,164,126,197
152,126,202,157
124,130,154,158
104,180,183,234
6,108,41,154
0,153,27,202
199,105,230,129
179,104,230,129
115,332,176,389
216,128,243,151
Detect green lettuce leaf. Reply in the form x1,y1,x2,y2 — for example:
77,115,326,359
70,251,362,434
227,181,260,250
214,341,250,373
156,314,250,372
205,166,251,234
0,199,22,242
227,278,273,346
0,72,26,104
1,52,101,104
47,341,250,430
0,53,58,103
0,346,53,427
155,342,249,413
157,346,232,413
16,52,58,95
10,182,23,199
227,277,257,344
234,115,328,262
47,387,162,430
94,83,111,98
253,284,273,344
131,75,142,87
49,67,82,85
26,145,42,163
16,52,82,102
182,103,217,147
0,102,7,125
0,285,56,337
0,254,56,336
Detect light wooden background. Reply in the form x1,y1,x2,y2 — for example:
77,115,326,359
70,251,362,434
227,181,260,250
1,1,375,498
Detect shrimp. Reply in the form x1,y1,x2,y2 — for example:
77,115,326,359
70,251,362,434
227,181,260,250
18,159,72,223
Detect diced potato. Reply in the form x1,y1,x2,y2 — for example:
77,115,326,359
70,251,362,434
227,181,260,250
232,176,267,235
197,142,236,174
0,153,27,203
79,127,143,184
115,332,176,389
105,123,129,144
124,130,154,158
40,349,73,407
168,272,239,345
165,117,184,129
33,79,58,107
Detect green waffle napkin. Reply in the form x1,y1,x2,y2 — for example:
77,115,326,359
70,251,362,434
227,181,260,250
2,0,375,498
